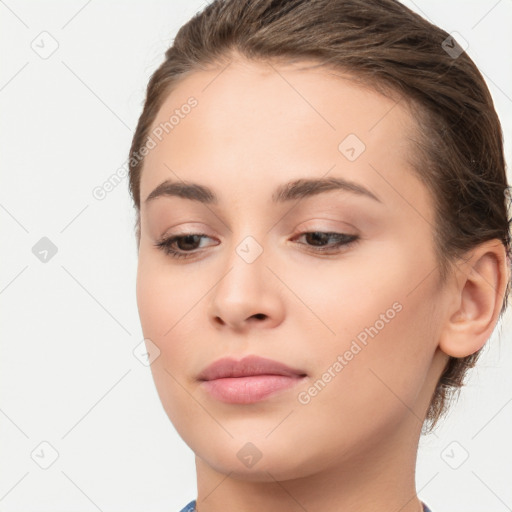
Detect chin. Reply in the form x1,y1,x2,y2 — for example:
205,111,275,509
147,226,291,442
193,435,320,482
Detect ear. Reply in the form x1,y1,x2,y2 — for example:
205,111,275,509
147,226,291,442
438,239,509,358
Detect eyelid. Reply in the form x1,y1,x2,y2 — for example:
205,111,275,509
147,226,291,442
293,218,359,235
159,221,212,236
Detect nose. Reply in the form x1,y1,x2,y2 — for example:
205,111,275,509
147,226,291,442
207,244,285,332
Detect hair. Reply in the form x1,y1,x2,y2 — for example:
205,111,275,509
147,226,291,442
128,0,511,433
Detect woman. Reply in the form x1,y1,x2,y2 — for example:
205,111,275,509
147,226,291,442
127,0,511,510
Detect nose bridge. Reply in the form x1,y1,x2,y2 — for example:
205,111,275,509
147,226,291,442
207,226,284,329
215,231,268,304
222,209,271,277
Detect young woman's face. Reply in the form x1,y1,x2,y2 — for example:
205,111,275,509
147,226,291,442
136,57,450,480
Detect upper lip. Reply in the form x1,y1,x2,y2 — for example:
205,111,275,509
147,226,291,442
197,355,307,381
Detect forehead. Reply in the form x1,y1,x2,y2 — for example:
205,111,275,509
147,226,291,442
139,57,427,214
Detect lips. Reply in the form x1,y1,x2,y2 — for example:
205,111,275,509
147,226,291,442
197,355,307,381
197,355,307,404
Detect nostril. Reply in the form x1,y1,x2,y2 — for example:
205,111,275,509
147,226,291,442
252,313,267,320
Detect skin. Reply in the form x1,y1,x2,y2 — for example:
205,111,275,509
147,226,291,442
135,54,507,512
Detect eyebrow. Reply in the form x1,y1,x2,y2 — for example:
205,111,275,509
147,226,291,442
144,176,382,205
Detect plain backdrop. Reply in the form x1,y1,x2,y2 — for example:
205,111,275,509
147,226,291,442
1,1,511,511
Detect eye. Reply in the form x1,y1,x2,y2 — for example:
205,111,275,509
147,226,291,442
154,233,216,259
154,231,359,260
293,231,359,254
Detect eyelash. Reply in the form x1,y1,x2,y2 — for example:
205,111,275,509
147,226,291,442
154,231,359,260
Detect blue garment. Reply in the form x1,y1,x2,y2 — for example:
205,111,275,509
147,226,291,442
179,499,433,511
179,500,196,512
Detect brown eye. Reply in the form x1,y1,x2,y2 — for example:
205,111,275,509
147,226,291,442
174,234,203,251
154,234,215,259
294,232,359,252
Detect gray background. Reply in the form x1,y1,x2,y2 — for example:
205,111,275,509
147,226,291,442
1,0,511,511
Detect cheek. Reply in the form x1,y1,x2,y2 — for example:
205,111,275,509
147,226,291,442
288,292,438,464
290,238,439,400
136,253,197,340
135,258,189,381
136,259,203,432
136,254,213,386
136,260,168,339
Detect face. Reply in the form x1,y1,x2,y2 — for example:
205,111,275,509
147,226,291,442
136,56,449,481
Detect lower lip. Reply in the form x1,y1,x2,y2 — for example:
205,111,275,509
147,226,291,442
200,375,305,404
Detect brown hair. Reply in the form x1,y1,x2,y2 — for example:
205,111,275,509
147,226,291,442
128,0,511,432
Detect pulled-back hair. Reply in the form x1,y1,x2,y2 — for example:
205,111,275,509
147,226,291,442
128,0,511,432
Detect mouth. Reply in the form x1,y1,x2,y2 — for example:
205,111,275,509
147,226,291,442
197,355,307,404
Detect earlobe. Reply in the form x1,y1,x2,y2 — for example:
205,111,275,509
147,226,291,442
438,240,508,359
